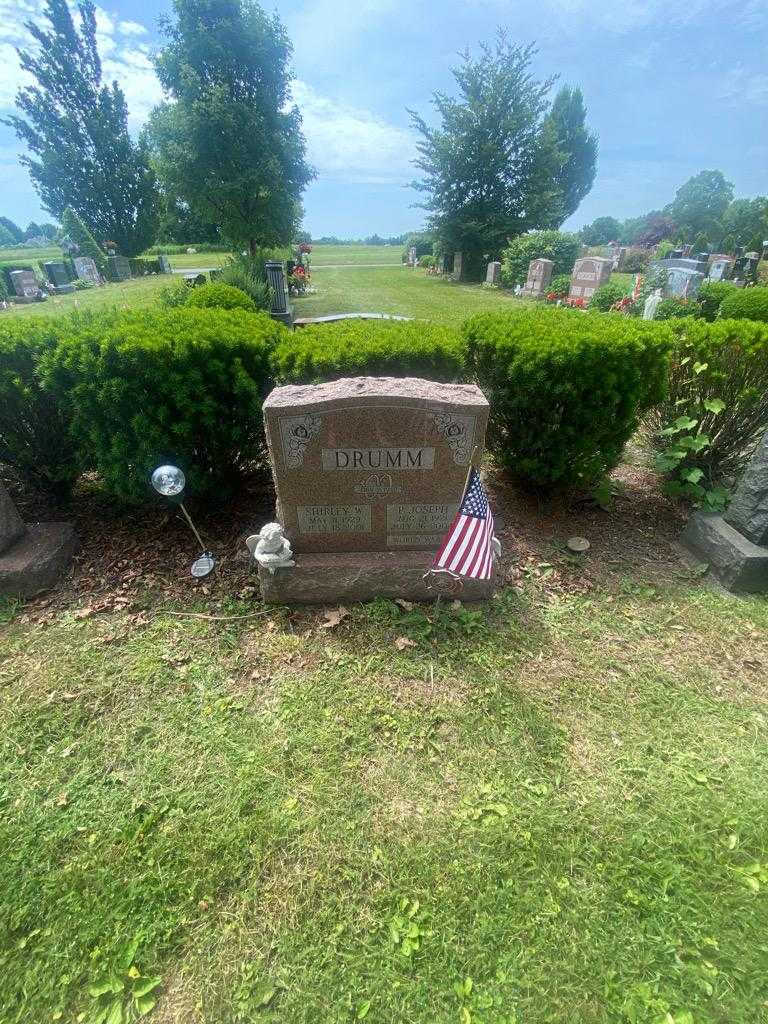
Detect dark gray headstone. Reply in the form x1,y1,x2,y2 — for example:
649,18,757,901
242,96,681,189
157,255,172,274
107,255,131,282
682,428,768,591
265,261,292,326
0,483,26,555
724,429,768,545
43,261,70,287
9,269,42,299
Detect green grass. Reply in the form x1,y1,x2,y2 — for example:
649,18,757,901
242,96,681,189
1,275,172,317
295,267,523,324
1,581,768,1024
0,244,62,264
308,245,403,267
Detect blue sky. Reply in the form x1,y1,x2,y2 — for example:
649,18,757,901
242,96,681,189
1,0,766,238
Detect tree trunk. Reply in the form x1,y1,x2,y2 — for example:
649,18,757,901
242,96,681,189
249,238,257,258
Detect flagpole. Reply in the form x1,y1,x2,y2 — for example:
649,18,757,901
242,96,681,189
461,445,480,499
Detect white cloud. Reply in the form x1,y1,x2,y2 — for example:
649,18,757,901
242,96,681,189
291,79,417,183
0,1,162,129
118,20,148,37
718,66,768,106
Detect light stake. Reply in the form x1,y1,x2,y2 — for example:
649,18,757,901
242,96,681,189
151,464,216,578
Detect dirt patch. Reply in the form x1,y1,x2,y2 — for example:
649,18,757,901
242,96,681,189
3,452,692,620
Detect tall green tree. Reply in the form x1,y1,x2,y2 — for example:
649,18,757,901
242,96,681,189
542,86,597,226
147,0,314,255
4,0,159,256
0,217,23,243
667,170,734,247
580,216,621,246
409,35,595,267
719,197,768,252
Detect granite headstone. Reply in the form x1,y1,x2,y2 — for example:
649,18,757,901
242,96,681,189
521,258,553,298
485,261,501,286
107,255,131,282
258,377,493,602
568,257,612,300
73,256,101,285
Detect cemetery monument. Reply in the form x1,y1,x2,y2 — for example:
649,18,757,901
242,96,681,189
452,252,464,282
521,258,553,298
682,428,768,592
9,269,46,303
73,256,102,285
568,256,612,300
485,261,501,286
249,377,494,602
0,482,77,597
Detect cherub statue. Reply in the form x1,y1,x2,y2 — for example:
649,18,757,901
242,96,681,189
245,522,295,574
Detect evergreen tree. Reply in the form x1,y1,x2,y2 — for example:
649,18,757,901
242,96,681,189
61,207,108,272
147,0,314,255
0,224,15,247
542,87,597,226
579,216,621,246
409,34,590,267
0,217,23,243
4,0,160,256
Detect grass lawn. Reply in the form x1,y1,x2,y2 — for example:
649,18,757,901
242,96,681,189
2,576,768,1024
308,245,403,267
295,267,524,323
2,275,172,318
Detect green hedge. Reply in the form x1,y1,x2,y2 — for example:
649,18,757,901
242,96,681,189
647,317,768,483
718,286,768,324
500,231,580,288
464,307,672,490
655,296,700,321
0,316,79,498
273,319,466,384
186,282,257,312
588,281,627,312
697,281,738,322
43,309,284,503
129,257,162,276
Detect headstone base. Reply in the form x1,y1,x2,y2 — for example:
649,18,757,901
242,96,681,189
0,523,77,598
12,296,44,305
52,284,76,295
270,309,293,328
681,512,768,593
258,549,494,604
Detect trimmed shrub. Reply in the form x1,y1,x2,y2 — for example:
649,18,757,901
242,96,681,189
500,231,580,288
273,319,466,384
61,208,107,274
647,317,768,485
0,316,79,498
186,282,256,312
588,281,628,312
464,307,672,490
419,254,437,270
44,309,284,503
718,286,768,324
697,281,738,322
655,296,700,320
218,254,272,310
549,273,571,296
158,280,191,309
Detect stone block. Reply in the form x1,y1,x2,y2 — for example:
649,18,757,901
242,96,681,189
0,523,77,598
681,512,768,593
258,549,494,604
0,485,25,553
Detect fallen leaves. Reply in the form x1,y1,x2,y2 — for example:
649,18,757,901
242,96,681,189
395,636,417,651
320,606,350,630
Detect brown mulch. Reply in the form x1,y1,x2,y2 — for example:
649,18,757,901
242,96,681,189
3,457,692,621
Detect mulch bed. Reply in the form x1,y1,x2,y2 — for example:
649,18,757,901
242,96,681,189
3,457,691,620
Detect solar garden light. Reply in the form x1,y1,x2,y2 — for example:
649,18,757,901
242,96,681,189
151,464,216,578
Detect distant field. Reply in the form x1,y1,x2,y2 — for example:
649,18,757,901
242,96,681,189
308,245,403,266
0,245,62,264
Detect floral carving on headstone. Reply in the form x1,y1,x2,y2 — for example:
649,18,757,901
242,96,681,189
431,412,475,464
278,414,322,468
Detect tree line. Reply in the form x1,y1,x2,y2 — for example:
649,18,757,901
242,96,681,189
4,1,597,262
579,171,767,253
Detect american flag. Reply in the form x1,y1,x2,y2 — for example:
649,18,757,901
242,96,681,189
432,468,496,580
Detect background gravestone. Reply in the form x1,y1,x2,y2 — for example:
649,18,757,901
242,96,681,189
708,256,734,282
157,255,173,274
258,377,492,602
265,260,292,326
568,257,612,300
521,258,553,298
9,270,44,303
451,252,464,282
682,428,768,591
485,261,501,286
73,256,101,285
0,482,77,598
107,255,131,282
43,261,71,288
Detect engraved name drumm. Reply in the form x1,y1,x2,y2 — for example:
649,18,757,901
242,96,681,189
321,447,435,471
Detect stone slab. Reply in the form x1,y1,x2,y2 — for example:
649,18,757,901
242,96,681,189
568,256,612,299
0,483,25,554
724,429,768,546
73,256,101,284
263,377,489,554
521,258,553,298
107,255,131,282
681,512,768,593
258,549,494,604
0,522,77,598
